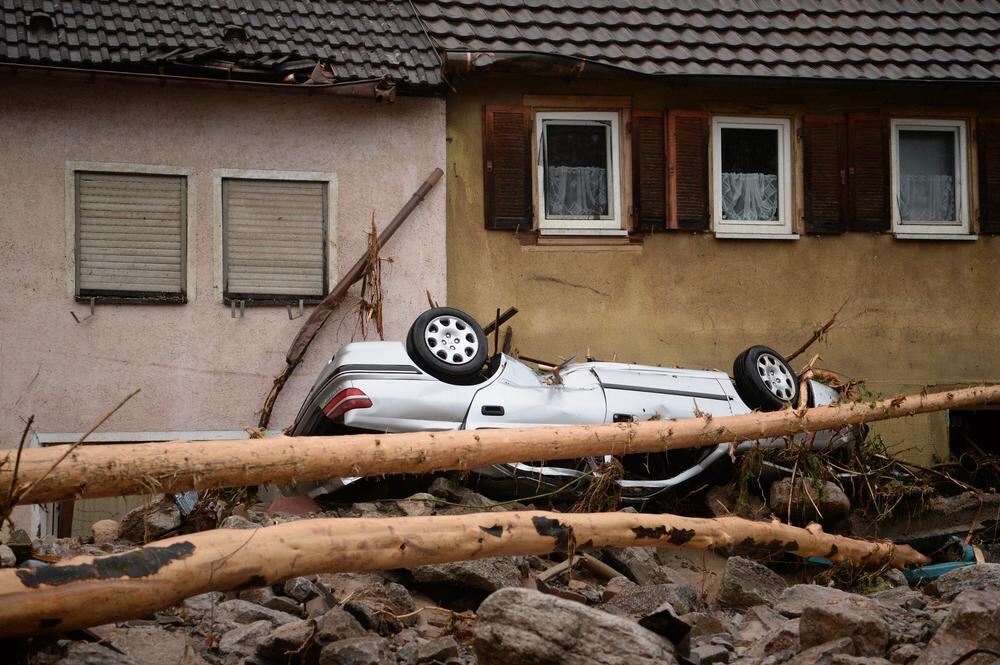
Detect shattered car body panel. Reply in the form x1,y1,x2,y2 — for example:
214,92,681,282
291,340,864,505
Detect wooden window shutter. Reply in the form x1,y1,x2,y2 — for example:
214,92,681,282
847,113,890,232
483,106,532,230
803,115,847,234
76,172,186,297
668,111,710,231
978,118,1000,234
632,110,667,231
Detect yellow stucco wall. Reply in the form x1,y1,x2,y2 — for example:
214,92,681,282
445,76,1000,464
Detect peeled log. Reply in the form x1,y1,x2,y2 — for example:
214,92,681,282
0,510,927,638
2,384,999,505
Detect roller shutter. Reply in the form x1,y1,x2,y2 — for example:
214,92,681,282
75,172,186,297
222,179,327,300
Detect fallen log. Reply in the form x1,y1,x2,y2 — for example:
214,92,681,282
0,510,927,638
3,384,999,506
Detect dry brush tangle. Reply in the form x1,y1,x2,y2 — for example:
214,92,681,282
2,384,998,506
0,510,928,638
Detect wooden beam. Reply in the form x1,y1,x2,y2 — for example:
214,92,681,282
0,510,928,638
2,384,998,506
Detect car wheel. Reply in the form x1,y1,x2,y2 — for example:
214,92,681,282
406,307,489,383
733,345,799,411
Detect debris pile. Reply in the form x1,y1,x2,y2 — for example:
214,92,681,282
3,475,999,665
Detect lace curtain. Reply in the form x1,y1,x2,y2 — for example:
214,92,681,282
899,175,955,221
545,166,609,216
721,172,778,221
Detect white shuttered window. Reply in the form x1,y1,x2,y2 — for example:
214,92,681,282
222,179,327,301
75,172,186,298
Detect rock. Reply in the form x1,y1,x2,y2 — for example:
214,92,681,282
214,598,299,627
705,483,768,520
397,493,438,517
714,557,786,609
314,607,368,644
318,636,393,665
0,544,15,568
602,547,686,586
411,556,521,592
601,582,700,618
744,618,801,659
474,587,677,665
181,591,224,615
769,478,851,525
119,498,181,543
305,594,333,618
344,582,416,635
689,642,731,664
833,657,892,665
799,593,889,657
415,636,460,663
219,515,259,529
601,575,639,601
737,605,787,643
881,568,909,588
91,519,120,545
86,623,207,665
917,590,1000,665
56,642,142,665
926,562,1000,602
775,584,853,618
256,619,315,661
889,644,923,664
239,586,278,605
284,576,321,602
7,528,32,562
681,612,730,639
218,620,272,657
786,637,855,664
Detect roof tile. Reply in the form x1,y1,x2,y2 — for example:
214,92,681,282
414,0,1000,81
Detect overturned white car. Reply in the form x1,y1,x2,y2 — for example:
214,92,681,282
291,307,862,506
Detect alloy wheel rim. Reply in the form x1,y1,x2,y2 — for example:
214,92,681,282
424,315,478,365
756,353,795,401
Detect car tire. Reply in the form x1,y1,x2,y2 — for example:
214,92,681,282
406,307,489,383
733,345,799,411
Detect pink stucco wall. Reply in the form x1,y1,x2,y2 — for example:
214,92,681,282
0,74,446,450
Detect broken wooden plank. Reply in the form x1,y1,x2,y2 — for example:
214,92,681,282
0,510,928,638
2,384,998,505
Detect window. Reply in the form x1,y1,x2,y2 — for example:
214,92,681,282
222,178,328,303
535,111,623,233
890,119,970,237
75,171,187,301
712,116,793,237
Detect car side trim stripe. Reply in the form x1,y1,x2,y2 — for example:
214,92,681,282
331,364,422,378
601,383,733,402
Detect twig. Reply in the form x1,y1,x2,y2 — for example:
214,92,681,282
14,389,140,504
786,299,849,363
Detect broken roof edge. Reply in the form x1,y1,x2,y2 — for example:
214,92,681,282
440,49,1000,86
1,61,447,99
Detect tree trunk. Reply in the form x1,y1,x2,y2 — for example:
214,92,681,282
0,509,928,638
3,384,998,505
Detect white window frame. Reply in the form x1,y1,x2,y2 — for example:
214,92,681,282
535,111,624,235
212,169,338,304
890,118,970,238
712,116,794,238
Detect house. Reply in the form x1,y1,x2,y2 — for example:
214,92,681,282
411,1,1000,465
0,1,446,536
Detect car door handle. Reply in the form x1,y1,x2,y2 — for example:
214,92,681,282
481,405,505,416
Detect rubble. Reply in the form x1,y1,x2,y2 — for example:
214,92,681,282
769,477,851,525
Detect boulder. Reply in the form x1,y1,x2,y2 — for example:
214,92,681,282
397,493,438,517
314,607,368,645
119,498,181,543
91,519,120,545
343,583,416,635
256,619,315,661
284,576,321,602
744,618,801,659
411,556,521,592
414,636,460,664
775,584,854,618
318,637,393,665
917,590,1000,665
214,598,299,627
714,557,786,609
926,563,1000,602
769,478,851,525
705,483,769,520
181,591,223,615
474,587,677,665
799,593,889,657
601,583,700,618
602,547,686,586
218,620,272,657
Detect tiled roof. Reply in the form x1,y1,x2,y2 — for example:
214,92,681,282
0,0,442,87
413,0,1000,82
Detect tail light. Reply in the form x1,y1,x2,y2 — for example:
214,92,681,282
322,388,372,420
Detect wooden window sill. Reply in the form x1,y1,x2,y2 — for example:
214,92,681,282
518,230,644,252
894,233,977,241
